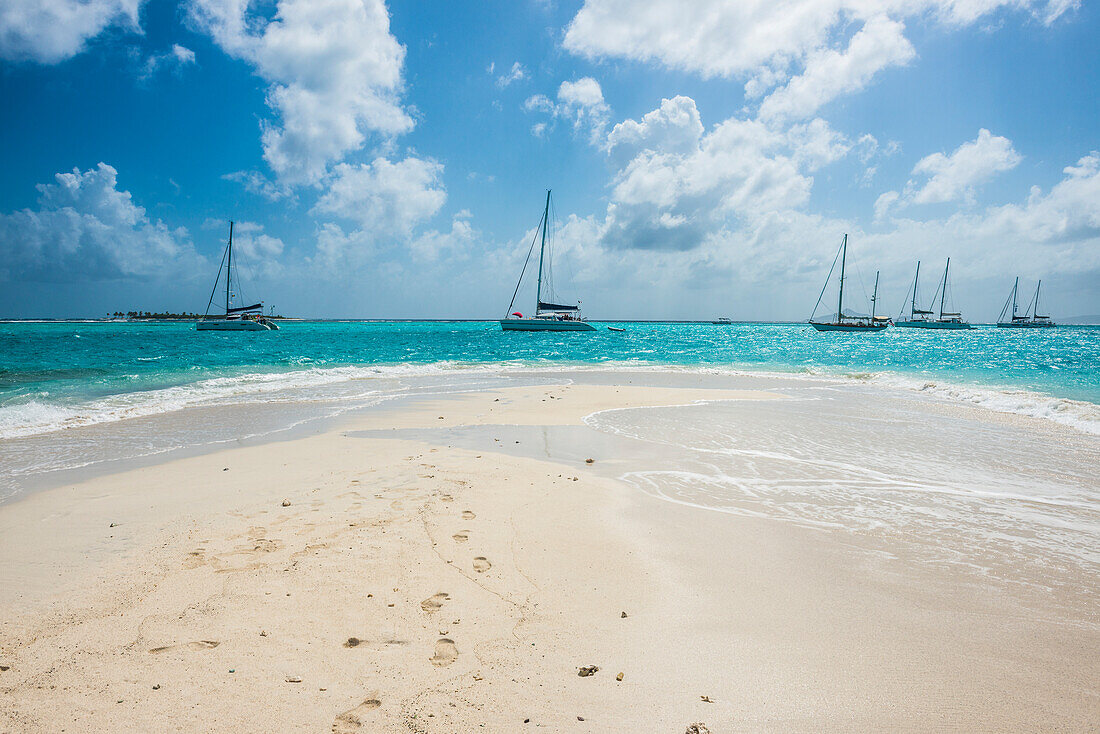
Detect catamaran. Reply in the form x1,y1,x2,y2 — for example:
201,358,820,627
809,234,889,332
997,278,1056,328
197,221,279,331
895,258,971,329
501,190,595,332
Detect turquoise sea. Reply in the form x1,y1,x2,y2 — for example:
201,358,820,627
2,320,1099,442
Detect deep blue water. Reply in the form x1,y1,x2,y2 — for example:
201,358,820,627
1,320,1098,438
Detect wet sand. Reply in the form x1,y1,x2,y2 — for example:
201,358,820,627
0,380,1096,732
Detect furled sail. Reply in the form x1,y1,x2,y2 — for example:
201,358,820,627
538,301,579,311
228,303,263,313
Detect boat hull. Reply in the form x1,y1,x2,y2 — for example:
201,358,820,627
810,322,888,332
895,320,971,329
197,319,275,331
500,319,596,331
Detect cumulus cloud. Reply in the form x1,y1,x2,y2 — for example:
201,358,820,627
758,16,915,121
0,163,199,281
594,96,852,250
312,157,446,236
188,0,412,185
0,0,142,63
525,77,610,143
907,128,1022,204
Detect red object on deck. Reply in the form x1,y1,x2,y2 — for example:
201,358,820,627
511,312,523,318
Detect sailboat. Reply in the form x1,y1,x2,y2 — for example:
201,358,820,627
196,221,279,331
997,278,1056,328
500,190,595,332
895,258,971,329
809,234,889,332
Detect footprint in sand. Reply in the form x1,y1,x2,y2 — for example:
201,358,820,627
461,510,476,520
452,532,469,543
472,557,491,573
429,638,458,667
332,697,381,733
440,494,453,502
420,593,450,612
148,640,220,654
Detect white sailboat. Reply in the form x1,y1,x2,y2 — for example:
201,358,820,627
809,234,889,332
997,278,1056,328
895,258,971,329
197,221,279,331
500,190,595,332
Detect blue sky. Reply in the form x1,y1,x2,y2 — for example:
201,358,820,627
1,0,1098,320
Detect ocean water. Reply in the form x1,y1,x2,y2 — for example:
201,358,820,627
1,320,1098,439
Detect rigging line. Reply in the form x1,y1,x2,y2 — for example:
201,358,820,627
203,236,231,317
809,239,844,321
853,264,870,316
506,209,546,316
896,277,914,321
237,251,258,307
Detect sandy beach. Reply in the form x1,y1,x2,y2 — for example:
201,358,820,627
0,375,1097,732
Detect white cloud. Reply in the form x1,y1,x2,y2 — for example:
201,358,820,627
907,128,1022,204
409,210,477,263
0,0,142,63
758,16,915,121
595,96,846,250
875,190,900,220
494,61,527,88
222,170,295,202
188,0,412,185
525,77,609,143
140,43,197,79
564,0,1075,81
558,77,604,108
562,0,1076,129
312,157,446,236
0,163,199,281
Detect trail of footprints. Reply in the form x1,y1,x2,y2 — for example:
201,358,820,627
330,501,495,729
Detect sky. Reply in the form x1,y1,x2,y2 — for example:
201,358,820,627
0,0,1098,320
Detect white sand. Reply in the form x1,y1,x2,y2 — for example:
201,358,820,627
0,383,1096,732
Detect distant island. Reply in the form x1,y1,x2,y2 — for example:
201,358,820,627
109,311,286,320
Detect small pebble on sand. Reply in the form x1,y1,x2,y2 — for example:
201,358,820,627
281,499,291,507
577,665,599,677
585,458,594,464
285,676,302,683
616,672,624,681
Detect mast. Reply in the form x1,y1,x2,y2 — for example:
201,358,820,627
1011,276,1019,319
911,261,920,320
1032,280,1042,321
939,258,950,320
837,234,847,322
871,270,880,320
226,221,234,315
535,190,550,313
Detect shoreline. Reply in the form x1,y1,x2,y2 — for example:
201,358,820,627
2,363,1098,509
0,378,1097,730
